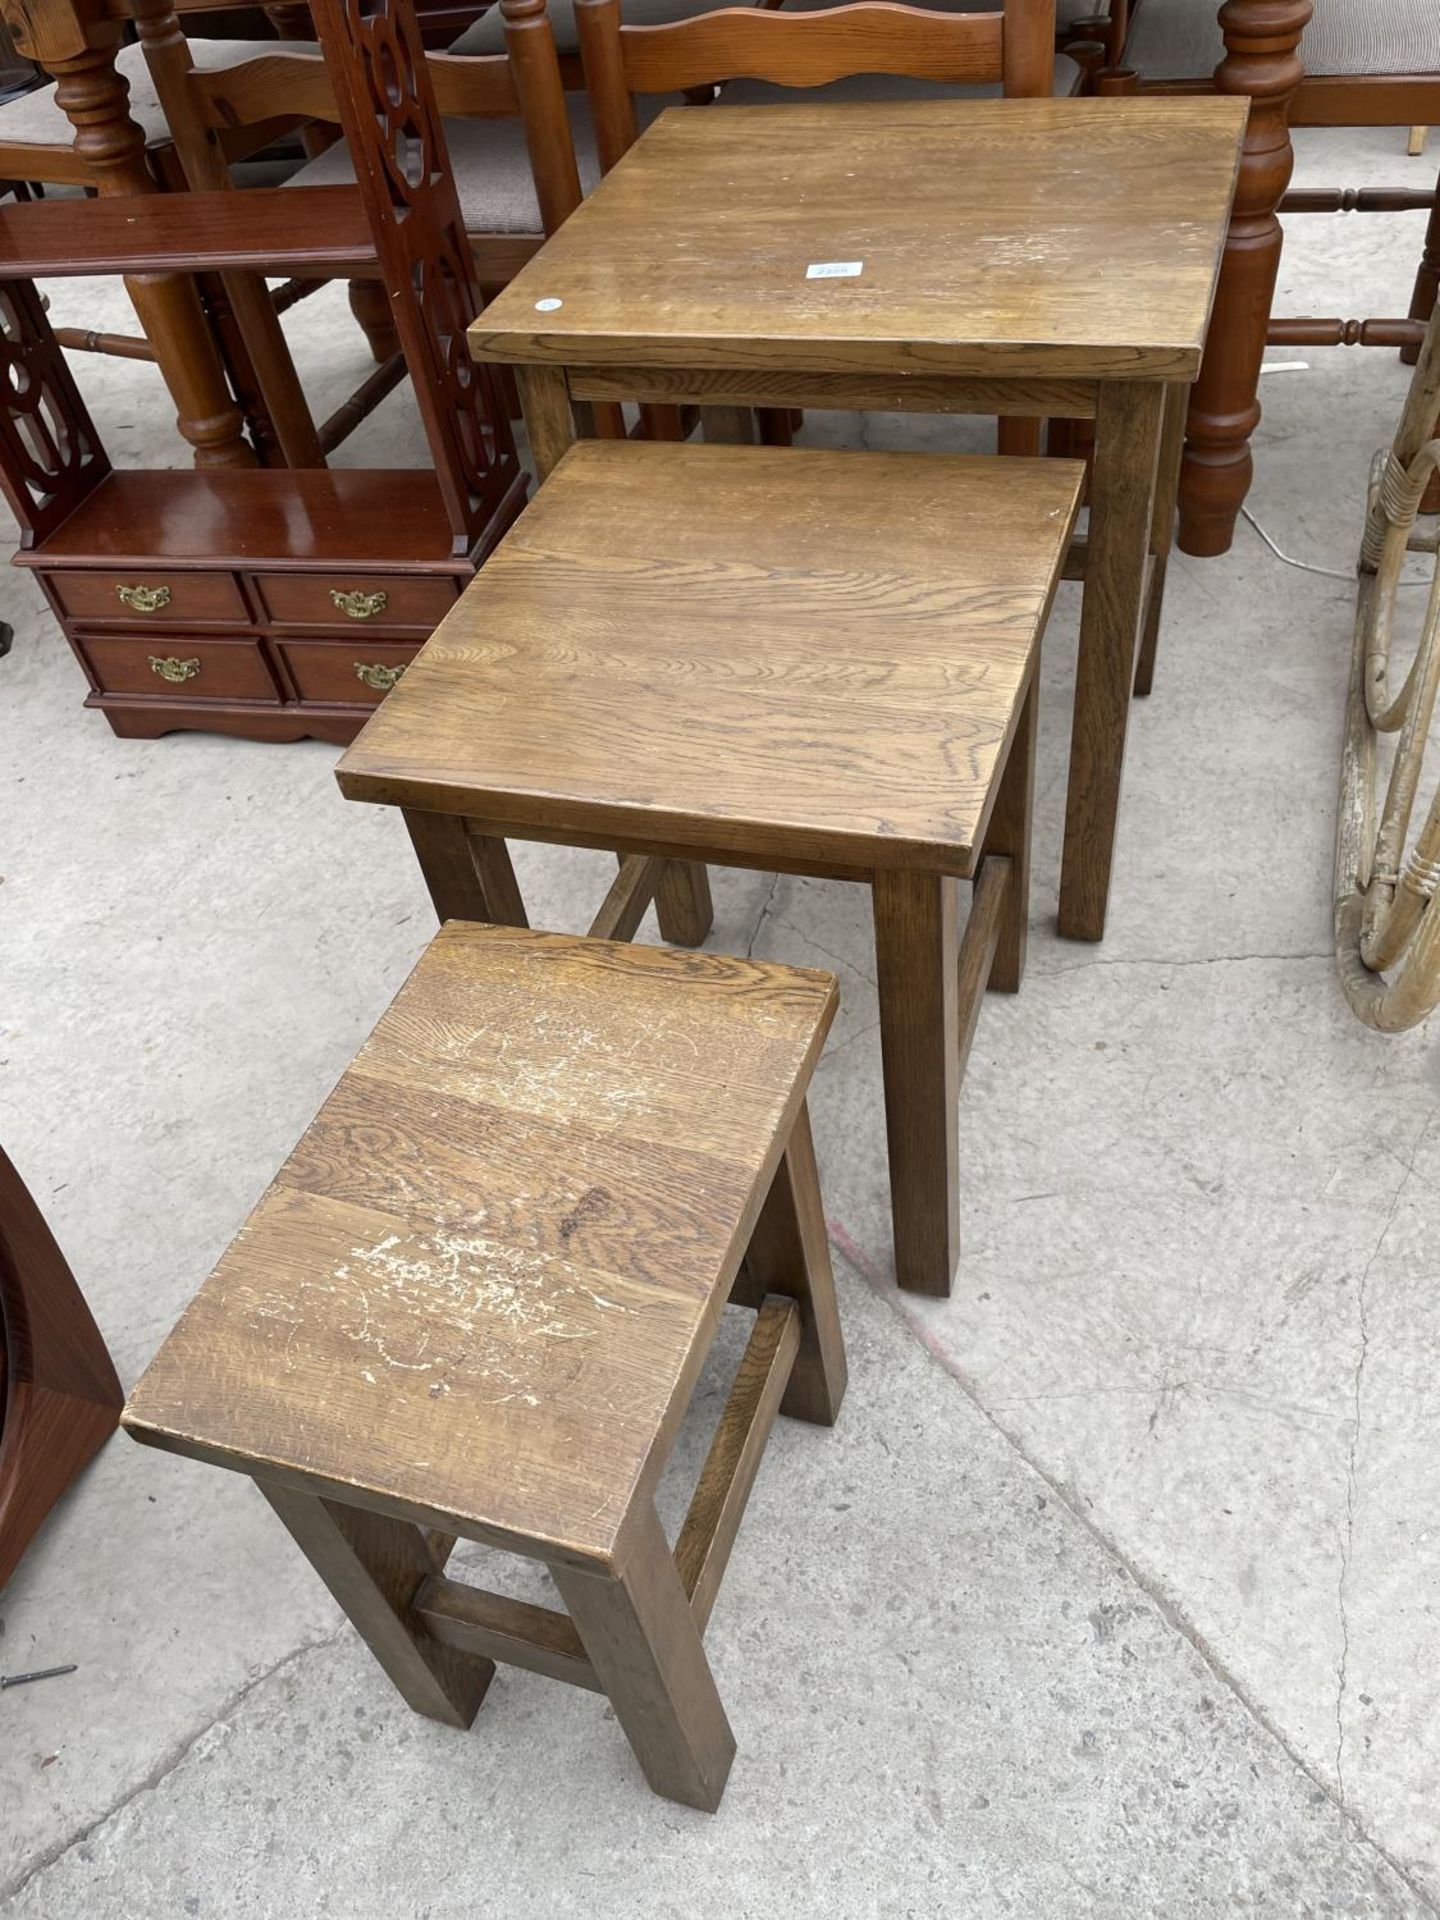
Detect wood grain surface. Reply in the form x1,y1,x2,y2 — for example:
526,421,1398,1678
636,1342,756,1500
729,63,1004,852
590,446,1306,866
338,440,1082,873
468,97,1248,379
123,924,837,1570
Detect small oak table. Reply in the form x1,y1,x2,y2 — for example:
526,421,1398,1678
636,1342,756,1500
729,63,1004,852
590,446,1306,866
468,95,1247,942
338,439,1083,1297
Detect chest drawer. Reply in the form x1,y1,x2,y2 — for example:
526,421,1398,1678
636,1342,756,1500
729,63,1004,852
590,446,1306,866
277,640,420,707
254,572,459,632
47,569,248,627
78,634,281,703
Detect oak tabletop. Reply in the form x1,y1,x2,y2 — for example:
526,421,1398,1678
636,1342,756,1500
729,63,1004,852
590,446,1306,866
123,923,838,1569
336,440,1083,872
468,96,1248,381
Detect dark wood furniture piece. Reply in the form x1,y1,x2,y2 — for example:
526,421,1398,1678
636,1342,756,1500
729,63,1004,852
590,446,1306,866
467,91,1246,941
0,0,528,742
1,1147,123,1590
0,0,278,470
337,438,1083,1300
1072,0,1440,556
132,0,590,455
124,921,846,1813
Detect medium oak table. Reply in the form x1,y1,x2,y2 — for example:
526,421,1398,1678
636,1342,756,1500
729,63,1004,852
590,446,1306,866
468,94,1248,942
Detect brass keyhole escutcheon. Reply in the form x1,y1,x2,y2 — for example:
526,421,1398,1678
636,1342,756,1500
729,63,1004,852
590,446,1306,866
118,583,172,614
148,654,200,685
354,661,407,692
331,588,389,621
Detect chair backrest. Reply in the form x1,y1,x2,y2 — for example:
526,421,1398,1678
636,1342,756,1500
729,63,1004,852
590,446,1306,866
135,0,581,236
577,0,1056,170
136,0,531,548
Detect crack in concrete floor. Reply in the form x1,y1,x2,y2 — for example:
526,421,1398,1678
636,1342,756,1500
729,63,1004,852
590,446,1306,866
0,1626,348,1908
824,1225,1440,1919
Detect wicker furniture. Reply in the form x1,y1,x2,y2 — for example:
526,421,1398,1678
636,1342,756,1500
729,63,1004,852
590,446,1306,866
1336,300,1440,1032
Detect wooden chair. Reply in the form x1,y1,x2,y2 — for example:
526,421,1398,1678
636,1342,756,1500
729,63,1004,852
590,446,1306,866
1068,0,1440,555
131,0,588,462
1,1146,123,1590
0,0,528,744
123,922,847,1812
574,0,1060,452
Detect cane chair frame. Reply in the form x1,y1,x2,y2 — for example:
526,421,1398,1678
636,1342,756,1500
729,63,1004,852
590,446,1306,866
1337,302,1440,1032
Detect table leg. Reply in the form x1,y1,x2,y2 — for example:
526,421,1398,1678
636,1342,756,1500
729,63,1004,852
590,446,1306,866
516,364,579,483
403,810,528,927
553,1506,735,1812
261,1483,494,1728
1058,380,1165,942
742,1100,847,1426
1134,378,1189,698
873,868,960,1297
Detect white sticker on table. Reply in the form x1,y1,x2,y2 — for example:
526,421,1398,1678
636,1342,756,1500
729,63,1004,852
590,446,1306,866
805,261,864,280
534,298,564,312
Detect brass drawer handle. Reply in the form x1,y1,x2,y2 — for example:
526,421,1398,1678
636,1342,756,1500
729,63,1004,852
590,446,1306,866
148,654,201,685
354,660,407,693
331,588,388,621
117,583,172,613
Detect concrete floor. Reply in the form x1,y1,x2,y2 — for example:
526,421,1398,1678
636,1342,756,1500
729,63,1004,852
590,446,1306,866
2,124,1438,1917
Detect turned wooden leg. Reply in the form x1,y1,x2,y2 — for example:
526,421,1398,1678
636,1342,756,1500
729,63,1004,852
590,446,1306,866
402,810,528,927
38,40,255,470
1403,166,1440,370
742,1101,847,1426
553,1506,735,1811
1176,0,1310,557
348,277,400,365
1059,380,1165,941
260,1484,494,1727
983,676,1036,994
872,868,960,1298
1134,378,1189,697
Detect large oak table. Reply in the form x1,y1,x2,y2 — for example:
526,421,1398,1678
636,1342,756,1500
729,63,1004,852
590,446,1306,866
468,94,1247,942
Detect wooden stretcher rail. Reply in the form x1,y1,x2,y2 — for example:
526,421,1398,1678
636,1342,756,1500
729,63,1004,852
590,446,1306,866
674,1295,799,1634
588,854,664,941
566,365,1100,421
412,1296,801,1684
414,1577,603,1691
956,853,1011,1070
